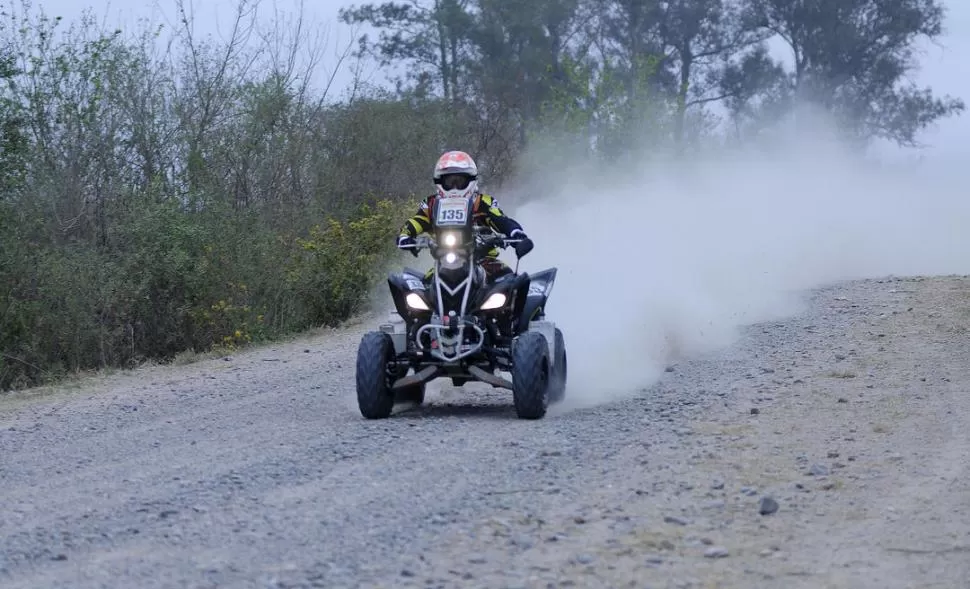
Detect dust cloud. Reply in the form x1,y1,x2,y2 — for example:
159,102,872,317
502,110,970,410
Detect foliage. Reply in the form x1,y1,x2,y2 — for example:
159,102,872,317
289,199,407,325
341,0,965,151
740,0,964,146
0,0,426,390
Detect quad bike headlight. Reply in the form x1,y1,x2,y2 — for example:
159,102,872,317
405,292,430,311
480,292,507,310
440,250,464,270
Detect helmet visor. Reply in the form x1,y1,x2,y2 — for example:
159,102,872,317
438,173,473,191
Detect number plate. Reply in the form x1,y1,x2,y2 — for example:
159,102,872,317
436,198,468,226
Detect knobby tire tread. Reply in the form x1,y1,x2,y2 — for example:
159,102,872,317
512,331,550,419
356,331,395,419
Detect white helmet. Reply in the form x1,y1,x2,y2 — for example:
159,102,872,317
433,150,479,199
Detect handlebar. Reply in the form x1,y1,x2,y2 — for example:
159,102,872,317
398,228,524,254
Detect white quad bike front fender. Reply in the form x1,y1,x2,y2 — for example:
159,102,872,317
526,320,559,368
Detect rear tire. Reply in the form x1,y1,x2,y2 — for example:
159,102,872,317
511,331,550,419
549,327,567,404
356,331,396,419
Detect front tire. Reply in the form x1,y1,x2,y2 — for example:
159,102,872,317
511,331,551,419
356,331,396,419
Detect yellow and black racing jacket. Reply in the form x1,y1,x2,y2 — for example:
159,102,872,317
398,192,524,257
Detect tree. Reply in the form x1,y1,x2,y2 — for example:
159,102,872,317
338,0,475,102
467,0,583,144
338,0,965,151
742,0,965,146
660,0,770,147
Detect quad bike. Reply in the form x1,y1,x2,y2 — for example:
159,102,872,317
355,194,567,420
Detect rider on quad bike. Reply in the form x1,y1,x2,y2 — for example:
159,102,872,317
397,150,534,281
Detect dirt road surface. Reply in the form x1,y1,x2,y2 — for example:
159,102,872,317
2,275,970,588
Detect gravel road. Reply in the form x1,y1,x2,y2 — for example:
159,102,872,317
2,275,970,589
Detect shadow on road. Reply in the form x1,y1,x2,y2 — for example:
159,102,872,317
392,401,519,419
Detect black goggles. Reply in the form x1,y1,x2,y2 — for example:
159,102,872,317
438,174,473,191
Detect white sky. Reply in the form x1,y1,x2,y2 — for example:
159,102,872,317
25,0,970,160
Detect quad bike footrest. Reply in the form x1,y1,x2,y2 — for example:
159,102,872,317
467,365,513,389
392,365,439,390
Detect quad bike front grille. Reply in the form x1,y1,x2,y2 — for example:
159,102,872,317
414,319,486,362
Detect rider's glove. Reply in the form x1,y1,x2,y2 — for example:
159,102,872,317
397,235,419,257
510,229,534,258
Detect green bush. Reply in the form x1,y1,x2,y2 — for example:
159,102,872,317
0,195,409,390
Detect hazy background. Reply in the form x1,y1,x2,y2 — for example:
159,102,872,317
30,0,379,98
30,0,969,162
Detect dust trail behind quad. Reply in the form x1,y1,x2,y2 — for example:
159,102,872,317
499,111,970,410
